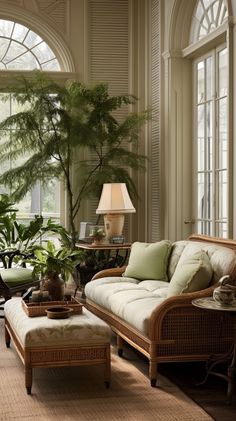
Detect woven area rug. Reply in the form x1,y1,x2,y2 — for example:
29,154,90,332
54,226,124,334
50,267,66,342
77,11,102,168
0,319,212,421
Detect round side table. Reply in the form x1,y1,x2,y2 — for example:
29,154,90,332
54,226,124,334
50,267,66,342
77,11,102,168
192,297,236,404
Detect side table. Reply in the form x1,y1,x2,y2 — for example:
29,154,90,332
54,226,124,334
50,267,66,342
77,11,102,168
75,242,131,297
192,297,236,403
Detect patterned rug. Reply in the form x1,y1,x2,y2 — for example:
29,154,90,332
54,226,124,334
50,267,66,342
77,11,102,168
0,318,213,421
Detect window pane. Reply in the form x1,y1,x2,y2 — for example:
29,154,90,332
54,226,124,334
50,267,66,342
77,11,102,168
218,97,227,169
7,51,40,70
17,191,31,215
0,20,14,37
218,48,227,97
12,23,28,42
216,222,228,238
197,61,205,103
0,39,10,61
206,57,212,100
218,170,227,219
0,94,10,121
24,31,43,48
197,104,205,171
206,172,212,220
197,173,205,219
42,60,61,71
42,179,60,217
3,41,27,64
0,132,10,175
206,102,212,171
31,42,55,63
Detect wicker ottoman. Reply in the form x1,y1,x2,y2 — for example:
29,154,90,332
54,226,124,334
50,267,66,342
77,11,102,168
4,298,111,394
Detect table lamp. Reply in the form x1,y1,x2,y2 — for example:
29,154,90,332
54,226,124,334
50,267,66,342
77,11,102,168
96,183,136,240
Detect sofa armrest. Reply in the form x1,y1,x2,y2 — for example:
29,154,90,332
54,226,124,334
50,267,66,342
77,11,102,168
148,283,217,340
92,266,127,280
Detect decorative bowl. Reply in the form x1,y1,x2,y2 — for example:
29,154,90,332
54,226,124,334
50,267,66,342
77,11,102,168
45,306,73,319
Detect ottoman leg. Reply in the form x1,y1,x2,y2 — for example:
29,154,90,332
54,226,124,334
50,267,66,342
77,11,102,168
25,365,32,395
25,351,33,395
104,344,111,388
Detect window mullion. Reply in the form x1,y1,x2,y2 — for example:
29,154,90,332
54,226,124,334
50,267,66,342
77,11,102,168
212,50,217,236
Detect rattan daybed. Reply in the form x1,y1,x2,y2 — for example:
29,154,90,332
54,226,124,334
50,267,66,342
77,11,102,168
85,234,236,386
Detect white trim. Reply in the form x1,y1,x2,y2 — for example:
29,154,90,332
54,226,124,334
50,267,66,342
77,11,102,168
183,22,227,57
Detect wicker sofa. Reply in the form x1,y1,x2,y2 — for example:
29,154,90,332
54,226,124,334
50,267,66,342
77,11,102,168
85,234,236,386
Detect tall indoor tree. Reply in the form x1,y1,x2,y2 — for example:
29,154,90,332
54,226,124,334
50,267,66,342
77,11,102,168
0,72,149,246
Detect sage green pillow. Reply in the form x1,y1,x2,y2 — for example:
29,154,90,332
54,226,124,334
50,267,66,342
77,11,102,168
124,240,172,281
167,250,213,297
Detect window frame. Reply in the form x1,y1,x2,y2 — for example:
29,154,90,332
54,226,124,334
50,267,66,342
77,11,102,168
192,42,230,237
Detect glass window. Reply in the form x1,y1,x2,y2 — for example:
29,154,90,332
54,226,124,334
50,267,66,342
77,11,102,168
0,93,60,222
190,0,228,44
194,47,228,237
0,19,60,71
0,19,61,223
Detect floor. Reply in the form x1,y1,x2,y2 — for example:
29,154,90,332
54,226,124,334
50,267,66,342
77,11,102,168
70,285,236,420
118,339,236,421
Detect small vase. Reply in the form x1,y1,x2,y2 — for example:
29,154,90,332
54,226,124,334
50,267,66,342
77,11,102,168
41,274,64,301
91,237,104,246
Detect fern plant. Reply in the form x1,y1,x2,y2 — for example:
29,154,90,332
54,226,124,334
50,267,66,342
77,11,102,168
0,71,150,247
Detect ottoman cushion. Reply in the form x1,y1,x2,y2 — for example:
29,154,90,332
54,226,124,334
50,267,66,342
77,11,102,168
4,298,111,348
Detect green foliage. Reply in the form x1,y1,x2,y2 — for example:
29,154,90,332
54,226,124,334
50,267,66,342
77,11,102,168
0,194,71,254
0,71,150,245
0,194,17,216
27,240,82,281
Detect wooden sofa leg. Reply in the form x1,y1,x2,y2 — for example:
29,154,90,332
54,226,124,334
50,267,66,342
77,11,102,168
117,335,124,357
149,360,157,387
5,326,11,348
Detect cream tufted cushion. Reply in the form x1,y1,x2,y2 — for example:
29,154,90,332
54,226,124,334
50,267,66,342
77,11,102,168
85,277,168,334
4,298,111,348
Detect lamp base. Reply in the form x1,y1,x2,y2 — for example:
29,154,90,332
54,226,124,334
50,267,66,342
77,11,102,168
104,214,124,239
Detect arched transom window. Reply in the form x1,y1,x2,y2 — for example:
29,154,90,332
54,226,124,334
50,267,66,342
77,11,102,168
190,0,228,44
0,19,60,71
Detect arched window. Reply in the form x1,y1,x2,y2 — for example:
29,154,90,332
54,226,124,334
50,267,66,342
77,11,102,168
0,19,60,71
190,0,228,43
0,19,61,223
190,1,229,237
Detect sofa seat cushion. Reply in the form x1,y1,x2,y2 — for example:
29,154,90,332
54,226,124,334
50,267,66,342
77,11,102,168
85,277,168,335
123,240,172,281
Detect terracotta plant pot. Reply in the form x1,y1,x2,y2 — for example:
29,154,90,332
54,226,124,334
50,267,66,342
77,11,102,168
41,274,64,301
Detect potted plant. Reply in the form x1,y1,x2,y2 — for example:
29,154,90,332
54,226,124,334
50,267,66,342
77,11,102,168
0,72,150,247
89,226,106,245
0,193,73,274
27,240,82,300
